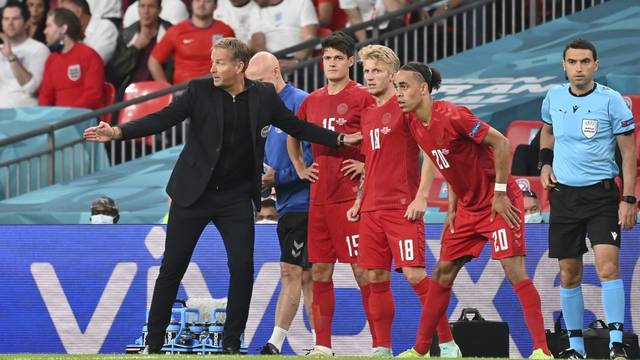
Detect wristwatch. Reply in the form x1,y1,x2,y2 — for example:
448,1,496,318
622,195,637,204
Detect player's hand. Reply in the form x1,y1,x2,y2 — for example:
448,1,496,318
540,164,557,189
341,159,364,180
618,201,637,230
84,121,115,142
346,201,361,222
491,192,521,229
295,162,319,183
405,196,427,221
261,165,275,191
443,210,456,234
342,132,363,147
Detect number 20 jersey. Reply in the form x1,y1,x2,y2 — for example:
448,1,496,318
296,80,375,205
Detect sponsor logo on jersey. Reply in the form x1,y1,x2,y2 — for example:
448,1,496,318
335,117,347,126
67,64,81,81
469,121,482,137
581,119,598,139
381,126,391,134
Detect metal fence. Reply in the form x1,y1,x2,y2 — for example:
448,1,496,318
0,0,606,200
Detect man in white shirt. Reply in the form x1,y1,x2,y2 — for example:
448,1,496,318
0,1,49,108
214,0,258,44
122,0,189,27
249,0,318,61
340,0,406,41
86,0,122,25
59,0,118,64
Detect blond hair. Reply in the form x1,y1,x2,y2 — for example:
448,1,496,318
213,38,252,72
358,45,400,73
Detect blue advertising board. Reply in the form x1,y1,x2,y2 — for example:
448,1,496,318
1,225,638,356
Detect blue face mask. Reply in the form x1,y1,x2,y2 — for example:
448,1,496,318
524,212,543,223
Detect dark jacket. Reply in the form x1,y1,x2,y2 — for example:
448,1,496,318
119,78,339,208
107,19,173,91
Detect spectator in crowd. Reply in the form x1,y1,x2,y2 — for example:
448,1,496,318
511,128,541,176
38,8,105,109
108,0,172,93
123,0,189,27
249,0,318,64
0,0,50,108
90,196,120,224
25,0,49,43
313,0,347,31
214,0,257,44
86,0,122,27
59,0,118,63
523,190,543,223
340,0,406,42
148,0,235,84
256,198,278,224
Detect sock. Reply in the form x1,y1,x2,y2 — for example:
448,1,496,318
312,281,335,348
360,283,379,348
561,285,585,356
369,281,394,349
414,281,452,355
602,279,625,348
267,326,288,351
514,279,550,355
411,276,454,343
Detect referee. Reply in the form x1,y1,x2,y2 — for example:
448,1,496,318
539,38,636,360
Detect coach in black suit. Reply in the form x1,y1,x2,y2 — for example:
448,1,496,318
84,38,361,354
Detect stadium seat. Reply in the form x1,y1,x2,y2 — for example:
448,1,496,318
118,81,174,146
427,177,449,211
101,82,116,124
505,120,542,154
514,176,548,213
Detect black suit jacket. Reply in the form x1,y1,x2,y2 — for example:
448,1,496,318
119,78,339,208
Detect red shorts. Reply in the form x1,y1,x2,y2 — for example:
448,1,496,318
308,201,360,263
358,209,426,271
440,193,526,261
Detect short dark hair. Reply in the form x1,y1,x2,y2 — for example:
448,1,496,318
261,198,276,208
2,0,31,22
563,38,597,61
400,62,442,93
522,190,537,199
214,37,251,71
62,0,91,16
48,8,83,41
91,196,119,215
321,31,355,57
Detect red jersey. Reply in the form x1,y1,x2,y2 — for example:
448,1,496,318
151,19,235,84
408,100,519,212
38,42,104,110
313,0,347,30
360,96,420,212
297,80,375,205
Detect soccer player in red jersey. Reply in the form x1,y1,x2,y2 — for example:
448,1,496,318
287,31,376,356
346,45,460,357
394,62,552,359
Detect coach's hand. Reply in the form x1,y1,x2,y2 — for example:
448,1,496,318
84,121,117,142
405,196,426,221
341,159,364,180
342,132,363,146
619,201,637,230
491,192,520,229
262,165,275,191
540,164,557,189
347,200,361,222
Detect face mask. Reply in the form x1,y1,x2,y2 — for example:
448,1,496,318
91,214,115,224
48,38,64,53
524,212,542,224
255,219,277,224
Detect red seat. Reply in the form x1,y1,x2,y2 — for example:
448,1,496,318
427,177,449,211
118,81,174,146
514,176,548,213
505,120,543,154
101,82,116,124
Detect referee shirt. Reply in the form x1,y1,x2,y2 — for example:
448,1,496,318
541,83,634,186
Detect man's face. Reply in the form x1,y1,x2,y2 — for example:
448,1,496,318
138,0,161,26
27,0,46,23
210,47,243,88
192,0,216,18
44,14,65,46
256,206,277,222
563,48,598,89
58,0,83,19
2,7,27,39
322,47,352,82
523,196,540,216
394,70,429,113
363,59,394,98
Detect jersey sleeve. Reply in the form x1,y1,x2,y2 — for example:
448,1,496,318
610,92,635,135
451,105,490,145
541,91,552,125
150,27,176,64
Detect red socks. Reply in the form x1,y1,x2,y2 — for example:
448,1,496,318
514,279,551,355
414,280,453,355
312,281,335,348
411,276,454,343
368,281,395,348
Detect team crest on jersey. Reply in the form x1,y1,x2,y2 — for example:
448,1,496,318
212,34,223,44
381,126,391,135
337,103,349,115
382,112,392,125
581,119,598,139
260,125,271,138
67,64,81,81
335,117,347,126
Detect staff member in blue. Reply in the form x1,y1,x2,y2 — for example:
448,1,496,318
539,38,636,360
246,51,315,355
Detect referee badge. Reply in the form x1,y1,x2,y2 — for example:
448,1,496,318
581,119,598,139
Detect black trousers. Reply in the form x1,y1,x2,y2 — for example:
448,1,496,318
146,186,255,351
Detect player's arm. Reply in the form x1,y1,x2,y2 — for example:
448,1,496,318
444,183,457,233
481,127,521,228
405,152,435,221
539,123,557,189
287,135,319,182
617,132,637,229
